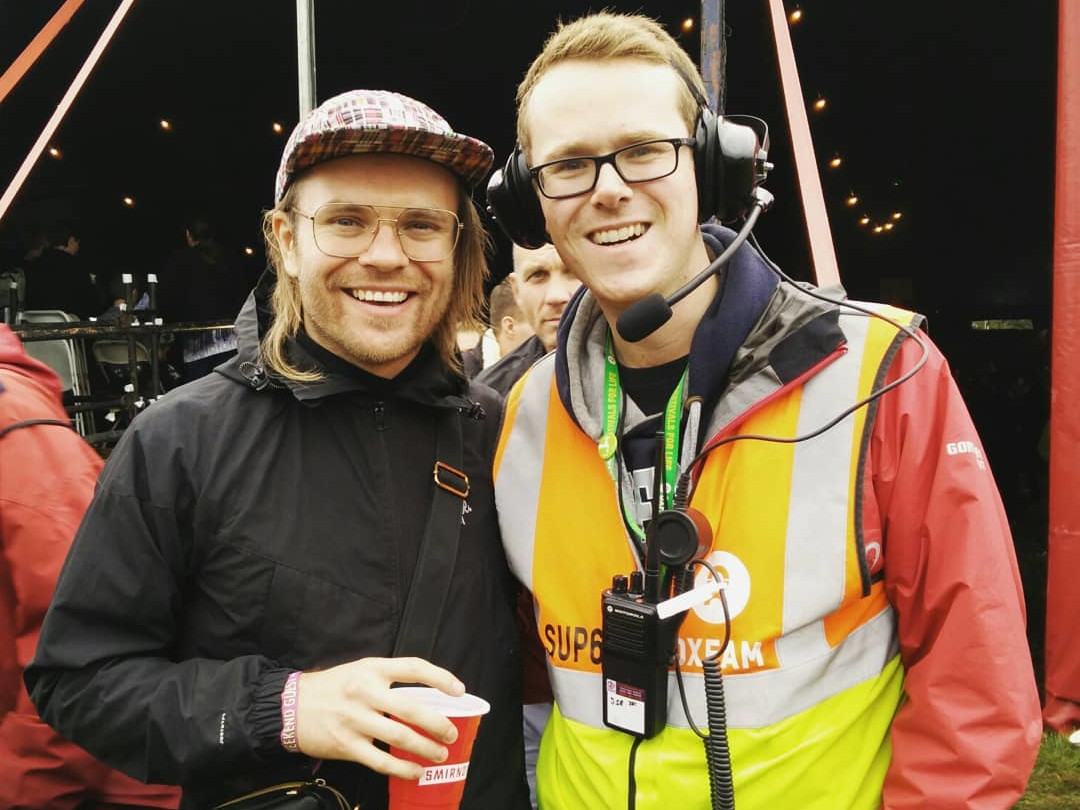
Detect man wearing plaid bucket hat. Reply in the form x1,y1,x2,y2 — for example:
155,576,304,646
27,90,530,810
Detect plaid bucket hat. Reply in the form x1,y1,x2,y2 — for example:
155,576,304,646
274,90,494,203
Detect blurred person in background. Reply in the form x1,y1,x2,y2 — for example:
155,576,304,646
462,277,534,377
475,243,579,396
22,220,110,319
157,216,250,382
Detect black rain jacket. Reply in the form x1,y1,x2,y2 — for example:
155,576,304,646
26,271,528,810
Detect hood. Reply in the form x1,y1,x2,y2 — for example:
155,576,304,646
0,324,64,402
217,266,479,412
553,223,846,440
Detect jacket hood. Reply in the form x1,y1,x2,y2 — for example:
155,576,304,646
553,223,846,440
0,324,64,401
217,266,479,412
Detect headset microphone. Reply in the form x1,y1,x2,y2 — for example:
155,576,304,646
615,187,774,343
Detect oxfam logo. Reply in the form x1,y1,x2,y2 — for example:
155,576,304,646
691,551,751,623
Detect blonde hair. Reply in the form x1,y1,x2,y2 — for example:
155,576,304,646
515,11,707,158
259,182,490,382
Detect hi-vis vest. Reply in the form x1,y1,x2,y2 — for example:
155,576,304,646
494,305,919,810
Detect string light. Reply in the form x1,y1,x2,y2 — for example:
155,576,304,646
57,6,909,255
790,9,907,237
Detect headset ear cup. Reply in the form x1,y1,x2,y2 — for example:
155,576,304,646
693,108,766,223
485,148,550,249
693,107,719,222
715,118,764,222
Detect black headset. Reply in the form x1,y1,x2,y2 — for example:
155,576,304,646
485,74,772,249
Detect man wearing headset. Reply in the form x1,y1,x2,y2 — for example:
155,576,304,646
487,11,1040,810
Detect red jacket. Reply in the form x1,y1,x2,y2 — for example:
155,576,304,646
875,335,1043,807
0,325,179,810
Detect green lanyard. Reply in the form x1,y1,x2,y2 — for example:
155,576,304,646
598,332,687,543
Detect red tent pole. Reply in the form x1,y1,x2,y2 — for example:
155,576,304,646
1043,0,1080,735
0,0,88,106
0,0,138,223
764,0,841,287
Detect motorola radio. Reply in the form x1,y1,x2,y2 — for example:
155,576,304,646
601,497,714,738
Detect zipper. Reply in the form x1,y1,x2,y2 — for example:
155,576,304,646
373,401,386,431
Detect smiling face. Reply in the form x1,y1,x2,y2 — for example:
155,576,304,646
272,153,459,378
522,58,711,324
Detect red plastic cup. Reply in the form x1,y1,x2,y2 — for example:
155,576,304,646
387,687,491,810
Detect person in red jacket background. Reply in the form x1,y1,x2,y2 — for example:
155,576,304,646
0,323,179,810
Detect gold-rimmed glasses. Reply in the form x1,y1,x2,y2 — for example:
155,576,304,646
292,203,463,262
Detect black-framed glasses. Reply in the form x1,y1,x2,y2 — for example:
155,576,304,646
291,203,463,262
529,137,697,199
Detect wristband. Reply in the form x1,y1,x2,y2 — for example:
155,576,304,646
280,671,300,753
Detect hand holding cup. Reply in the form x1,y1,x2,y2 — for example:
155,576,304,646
294,657,465,779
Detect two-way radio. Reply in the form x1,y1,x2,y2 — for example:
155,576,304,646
600,569,684,738
601,432,714,738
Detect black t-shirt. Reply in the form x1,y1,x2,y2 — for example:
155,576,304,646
618,355,688,533
618,354,688,416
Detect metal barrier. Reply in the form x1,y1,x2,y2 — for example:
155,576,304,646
11,318,233,446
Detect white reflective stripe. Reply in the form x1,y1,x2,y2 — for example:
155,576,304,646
495,356,557,591
553,605,898,729
778,313,873,661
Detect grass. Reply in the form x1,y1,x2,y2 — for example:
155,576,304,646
1014,733,1080,809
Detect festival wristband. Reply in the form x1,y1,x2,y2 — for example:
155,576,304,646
280,671,301,753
